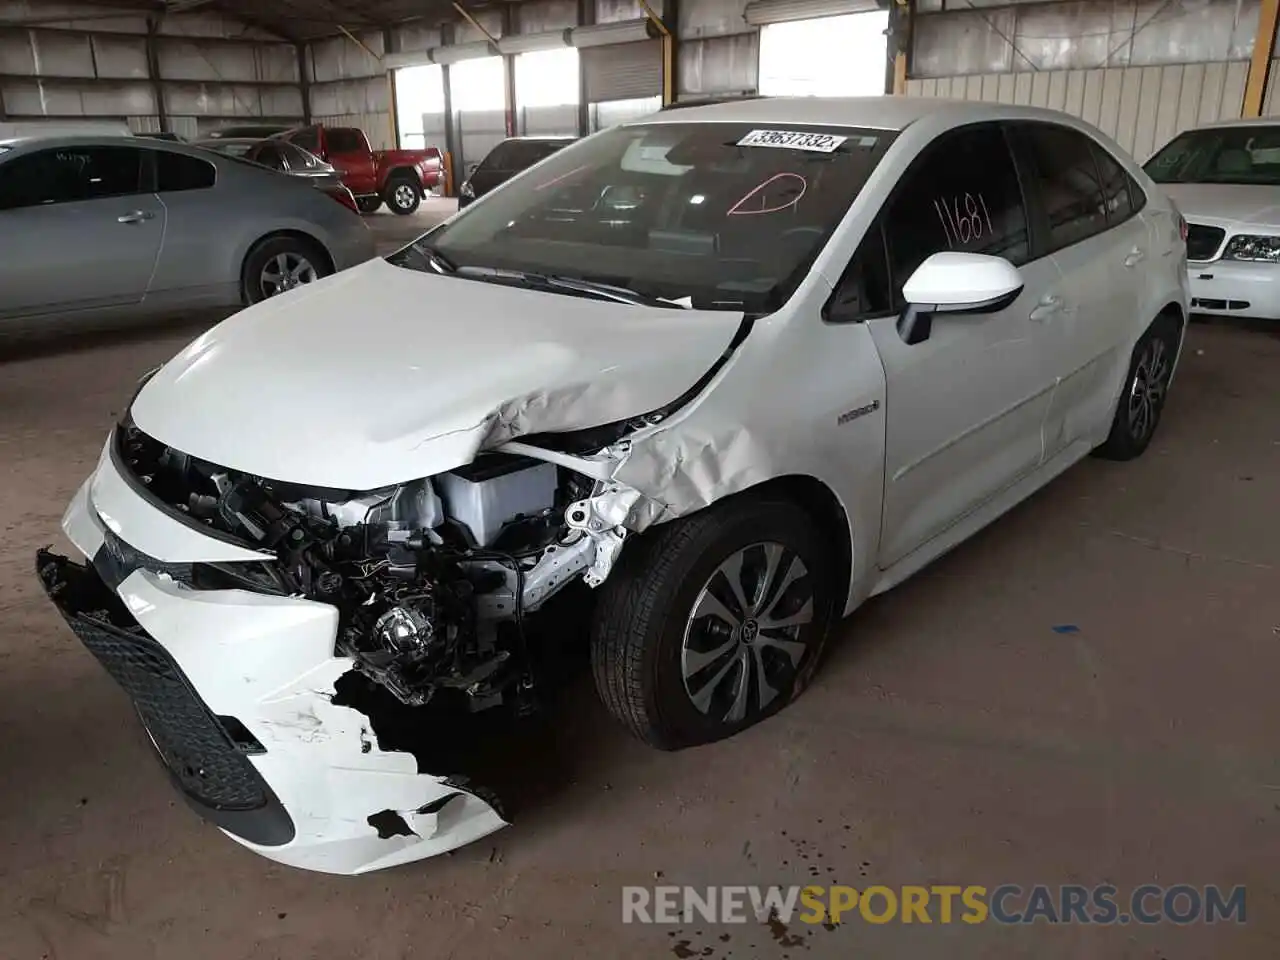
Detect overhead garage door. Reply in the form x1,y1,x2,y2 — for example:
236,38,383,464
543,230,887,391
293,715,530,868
581,40,662,102
743,0,882,25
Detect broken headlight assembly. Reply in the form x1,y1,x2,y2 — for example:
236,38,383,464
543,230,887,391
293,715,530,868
1221,234,1280,262
113,415,604,712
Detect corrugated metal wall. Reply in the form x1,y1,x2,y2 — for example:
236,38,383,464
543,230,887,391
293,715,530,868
0,1,304,133
307,31,393,150
906,0,1269,161
906,62,1250,161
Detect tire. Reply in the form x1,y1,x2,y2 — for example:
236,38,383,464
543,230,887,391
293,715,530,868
383,175,422,215
356,196,382,214
241,236,331,305
1093,313,1181,461
591,497,837,751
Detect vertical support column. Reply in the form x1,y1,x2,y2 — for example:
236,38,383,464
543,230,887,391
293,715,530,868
576,0,593,136
0,81,8,122
442,24,459,197
384,27,400,147
888,0,912,95
501,4,518,136
297,43,313,124
145,16,169,133
639,0,675,106
1244,0,1280,117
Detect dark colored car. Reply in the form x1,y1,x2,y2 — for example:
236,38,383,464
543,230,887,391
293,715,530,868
457,136,577,209
195,137,359,213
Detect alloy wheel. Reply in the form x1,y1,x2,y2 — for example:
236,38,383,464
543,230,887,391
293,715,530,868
259,252,318,298
1127,336,1171,443
393,183,417,210
681,542,815,725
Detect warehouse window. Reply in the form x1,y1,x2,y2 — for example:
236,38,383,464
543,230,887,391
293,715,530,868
515,48,580,108
758,11,888,97
395,64,445,150
451,56,506,111
154,151,216,192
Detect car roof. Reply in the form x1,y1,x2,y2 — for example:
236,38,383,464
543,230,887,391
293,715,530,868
639,95,1092,131
0,133,203,151
1188,115,1280,130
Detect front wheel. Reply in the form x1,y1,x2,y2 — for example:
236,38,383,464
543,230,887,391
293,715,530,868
591,497,836,751
241,236,330,305
383,176,422,215
1093,313,1181,461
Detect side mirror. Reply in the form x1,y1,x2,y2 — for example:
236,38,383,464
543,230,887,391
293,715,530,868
897,252,1024,345
467,162,479,176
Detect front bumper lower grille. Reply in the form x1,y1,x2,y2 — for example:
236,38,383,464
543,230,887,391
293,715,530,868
36,549,294,845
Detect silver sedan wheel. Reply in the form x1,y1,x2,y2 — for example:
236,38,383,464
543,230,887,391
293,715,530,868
1127,335,1171,442
681,541,815,725
393,183,417,209
259,251,318,298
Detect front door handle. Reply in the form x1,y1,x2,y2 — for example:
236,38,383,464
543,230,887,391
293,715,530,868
1124,247,1147,268
1029,294,1064,322
117,210,155,224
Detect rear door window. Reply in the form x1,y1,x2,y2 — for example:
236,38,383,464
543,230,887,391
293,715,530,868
154,150,216,192
0,145,146,210
1015,123,1109,251
248,143,289,171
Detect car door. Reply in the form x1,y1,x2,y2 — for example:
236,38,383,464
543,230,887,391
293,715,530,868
0,143,163,319
144,148,228,298
1010,123,1146,457
831,123,1066,567
325,127,378,195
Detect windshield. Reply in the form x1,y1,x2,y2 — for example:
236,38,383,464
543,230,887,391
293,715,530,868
1145,125,1280,185
391,121,894,312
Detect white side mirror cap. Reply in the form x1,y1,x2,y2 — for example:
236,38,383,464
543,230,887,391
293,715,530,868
902,251,1023,310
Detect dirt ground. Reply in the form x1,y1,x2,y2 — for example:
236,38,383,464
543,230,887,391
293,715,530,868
1,216,1278,958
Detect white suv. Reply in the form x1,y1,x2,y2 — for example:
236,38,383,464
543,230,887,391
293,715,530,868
38,96,1188,875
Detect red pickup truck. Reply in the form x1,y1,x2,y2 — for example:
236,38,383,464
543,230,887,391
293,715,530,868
277,124,443,215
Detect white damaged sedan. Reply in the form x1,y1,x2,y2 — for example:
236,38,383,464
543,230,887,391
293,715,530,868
39,97,1188,875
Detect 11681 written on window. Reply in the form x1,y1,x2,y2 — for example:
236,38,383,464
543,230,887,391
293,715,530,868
934,193,994,248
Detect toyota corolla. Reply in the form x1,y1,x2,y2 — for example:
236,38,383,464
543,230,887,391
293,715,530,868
38,96,1188,875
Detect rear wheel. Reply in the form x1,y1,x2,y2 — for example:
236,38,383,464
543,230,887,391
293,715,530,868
1094,313,1181,461
241,236,331,305
591,497,836,750
356,196,382,214
384,175,421,215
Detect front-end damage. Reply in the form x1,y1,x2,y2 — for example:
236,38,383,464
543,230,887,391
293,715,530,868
40,297,789,871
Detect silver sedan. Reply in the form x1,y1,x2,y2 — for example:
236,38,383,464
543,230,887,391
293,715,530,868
0,135,376,325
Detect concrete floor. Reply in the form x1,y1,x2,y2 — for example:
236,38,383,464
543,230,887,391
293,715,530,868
1,209,1278,958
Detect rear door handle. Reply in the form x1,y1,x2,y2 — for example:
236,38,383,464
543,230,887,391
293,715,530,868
117,210,155,224
1029,294,1064,322
1124,247,1146,268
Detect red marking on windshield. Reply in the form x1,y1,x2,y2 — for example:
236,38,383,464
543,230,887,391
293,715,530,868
726,172,808,215
534,164,591,190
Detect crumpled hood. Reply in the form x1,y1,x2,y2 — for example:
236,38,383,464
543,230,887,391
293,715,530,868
131,258,743,490
1159,182,1280,232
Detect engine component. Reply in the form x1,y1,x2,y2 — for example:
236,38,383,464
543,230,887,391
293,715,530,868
435,456,558,548
373,605,436,653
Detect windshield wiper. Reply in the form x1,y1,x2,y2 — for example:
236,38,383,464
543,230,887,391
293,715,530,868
406,239,457,274
455,266,689,309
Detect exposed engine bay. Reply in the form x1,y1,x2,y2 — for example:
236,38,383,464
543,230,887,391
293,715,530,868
115,419,638,712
